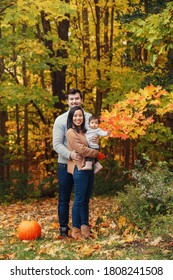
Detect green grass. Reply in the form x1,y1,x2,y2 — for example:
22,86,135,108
0,227,172,260
0,196,172,260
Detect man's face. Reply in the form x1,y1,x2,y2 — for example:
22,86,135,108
67,93,83,108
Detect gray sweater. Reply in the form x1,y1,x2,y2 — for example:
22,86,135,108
53,110,91,164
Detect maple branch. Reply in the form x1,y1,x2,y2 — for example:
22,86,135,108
30,100,47,125
4,66,19,84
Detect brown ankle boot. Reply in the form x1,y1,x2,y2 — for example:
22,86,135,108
72,227,83,240
81,225,91,238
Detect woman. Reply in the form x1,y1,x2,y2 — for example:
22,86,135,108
66,106,99,239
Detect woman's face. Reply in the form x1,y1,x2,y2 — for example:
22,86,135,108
73,109,84,128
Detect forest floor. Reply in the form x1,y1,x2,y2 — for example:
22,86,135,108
0,196,172,260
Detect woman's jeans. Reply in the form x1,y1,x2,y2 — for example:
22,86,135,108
72,166,94,228
58,163,74,229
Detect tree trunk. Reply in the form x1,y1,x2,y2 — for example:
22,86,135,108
104,6,109,54
15,104,22,173
165,48,173,134
124,138,130,170
94,0,102,116
143,0,151,13
22,24,29,178
0,111,9,182
55,2,70,112
12,24,23,172
81,3,91,95
166,48,173,80
40,5,70,113
109,1,114,63
82,4,91,61
0,25,9,182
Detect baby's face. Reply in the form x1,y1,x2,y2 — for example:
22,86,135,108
89,119,99,129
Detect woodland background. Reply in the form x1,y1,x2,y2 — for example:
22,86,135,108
1,0,173,198
0,0,173,260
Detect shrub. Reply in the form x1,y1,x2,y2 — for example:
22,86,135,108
93,158,125,195
135,123,173,168
38,176,58,197
117,156,173,230
0,171,34,202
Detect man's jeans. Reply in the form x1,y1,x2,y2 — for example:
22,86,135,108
58,163,73,228
72,166,94,228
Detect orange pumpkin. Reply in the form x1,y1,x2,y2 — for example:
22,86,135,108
17,220,41,241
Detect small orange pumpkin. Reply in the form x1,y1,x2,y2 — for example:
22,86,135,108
17,220,41,241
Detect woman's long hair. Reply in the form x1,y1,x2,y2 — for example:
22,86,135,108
67,106,87,133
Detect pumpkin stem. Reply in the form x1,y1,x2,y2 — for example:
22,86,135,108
27,215,31,221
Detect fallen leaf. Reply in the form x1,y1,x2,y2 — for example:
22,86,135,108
50,222,59,229
78,244,101,256
117,215,127,229
150,237,163,246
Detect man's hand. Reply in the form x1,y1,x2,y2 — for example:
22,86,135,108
70,150,82,161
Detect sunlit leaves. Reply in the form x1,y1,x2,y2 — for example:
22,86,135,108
101,85,173,140
128,1,173,59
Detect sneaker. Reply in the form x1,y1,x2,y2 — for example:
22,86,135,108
60,227,69,237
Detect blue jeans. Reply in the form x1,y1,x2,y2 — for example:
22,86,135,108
58,163,74,228
72,166,94,228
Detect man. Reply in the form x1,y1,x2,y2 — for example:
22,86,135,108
53,88,92,237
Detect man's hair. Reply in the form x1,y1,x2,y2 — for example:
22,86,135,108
66,88,83,99
67,105,87,133
88,115,100,124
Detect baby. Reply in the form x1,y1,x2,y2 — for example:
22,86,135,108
82,115,109,174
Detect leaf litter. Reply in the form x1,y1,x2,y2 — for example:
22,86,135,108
0,196,172,259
